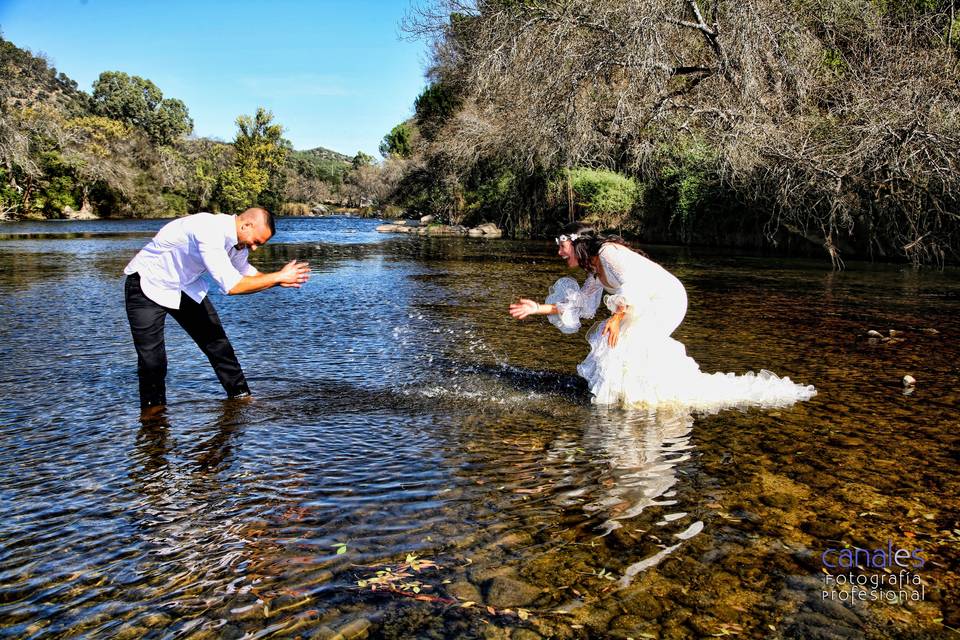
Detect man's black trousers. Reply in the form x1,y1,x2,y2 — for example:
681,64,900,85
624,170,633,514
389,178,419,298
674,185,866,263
124,273,250,408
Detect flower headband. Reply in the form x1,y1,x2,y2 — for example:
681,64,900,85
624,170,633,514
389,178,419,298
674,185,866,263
555,233,581,245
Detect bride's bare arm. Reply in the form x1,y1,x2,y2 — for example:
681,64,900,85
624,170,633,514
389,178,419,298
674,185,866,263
509,298,558,319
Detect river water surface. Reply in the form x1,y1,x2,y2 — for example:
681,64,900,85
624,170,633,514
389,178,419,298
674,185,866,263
1,216,957,639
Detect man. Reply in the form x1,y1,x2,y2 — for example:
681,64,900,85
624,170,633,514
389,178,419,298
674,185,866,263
124,207,310,411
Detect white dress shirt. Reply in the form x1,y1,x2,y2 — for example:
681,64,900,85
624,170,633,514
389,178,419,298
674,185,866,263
124,212,258,309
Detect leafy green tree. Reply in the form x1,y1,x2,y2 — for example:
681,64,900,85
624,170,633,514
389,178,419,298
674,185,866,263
215,107,287,212
146,98,191,148
414,82,462,139
379,122,413,158
91,71,193,146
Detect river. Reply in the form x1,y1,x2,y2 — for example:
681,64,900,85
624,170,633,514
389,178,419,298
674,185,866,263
0,216,956,639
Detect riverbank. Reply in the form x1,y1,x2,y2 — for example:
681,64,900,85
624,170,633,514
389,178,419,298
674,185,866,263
3,204,954,267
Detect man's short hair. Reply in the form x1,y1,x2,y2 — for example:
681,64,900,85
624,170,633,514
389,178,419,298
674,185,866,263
261,208,276,236
243,207,276,236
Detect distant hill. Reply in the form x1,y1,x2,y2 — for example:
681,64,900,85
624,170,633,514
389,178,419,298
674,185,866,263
0,37,89,115
294,146,352,164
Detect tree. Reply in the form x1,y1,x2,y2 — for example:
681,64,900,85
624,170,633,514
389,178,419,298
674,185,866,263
352,151,375,169
91,71,193,146
146,98,192,148
379,122,414,158
215,107,288,212
402,0,960,264
414,82,462,139
62,115,136,210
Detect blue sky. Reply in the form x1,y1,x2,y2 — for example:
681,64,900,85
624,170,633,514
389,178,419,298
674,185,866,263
0,0,430,157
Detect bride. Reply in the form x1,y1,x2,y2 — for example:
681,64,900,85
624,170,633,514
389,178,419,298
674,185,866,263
508,222,816,411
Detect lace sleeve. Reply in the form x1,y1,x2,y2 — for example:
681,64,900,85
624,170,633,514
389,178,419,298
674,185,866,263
600,245,654,313
545,276,602,334
579,274,604,319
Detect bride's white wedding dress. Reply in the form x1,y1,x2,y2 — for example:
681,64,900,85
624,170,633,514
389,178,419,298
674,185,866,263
545,243,816,410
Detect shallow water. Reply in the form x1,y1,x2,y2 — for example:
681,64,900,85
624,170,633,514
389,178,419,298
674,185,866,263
0,217,957,639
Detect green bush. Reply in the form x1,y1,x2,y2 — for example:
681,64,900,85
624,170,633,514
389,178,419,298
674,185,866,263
551,168,641,229
655,138,719,227
0,168,21,213
160,191,189,217
37,176,77,215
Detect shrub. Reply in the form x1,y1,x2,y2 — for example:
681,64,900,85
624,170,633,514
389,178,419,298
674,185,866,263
281,202,311,216
552,168,642,229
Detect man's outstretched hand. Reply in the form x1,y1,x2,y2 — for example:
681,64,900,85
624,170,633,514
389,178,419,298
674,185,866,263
278,259,311,288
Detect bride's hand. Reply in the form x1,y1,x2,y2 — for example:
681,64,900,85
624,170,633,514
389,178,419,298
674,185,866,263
602,311,624,347
509,298,540,320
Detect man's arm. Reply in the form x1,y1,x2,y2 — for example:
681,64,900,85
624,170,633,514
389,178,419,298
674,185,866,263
228,260,310,295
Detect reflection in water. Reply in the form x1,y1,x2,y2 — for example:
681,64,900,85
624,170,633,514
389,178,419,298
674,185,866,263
548,407,701,585
580,408,695,535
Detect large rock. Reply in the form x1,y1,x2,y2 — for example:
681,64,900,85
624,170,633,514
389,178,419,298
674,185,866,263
311,204,328,215
376,224,400,233
426,224,470,236
467,228,484,237
420,214,435,223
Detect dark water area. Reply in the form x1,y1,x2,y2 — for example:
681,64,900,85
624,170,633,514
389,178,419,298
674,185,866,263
1,217,957,639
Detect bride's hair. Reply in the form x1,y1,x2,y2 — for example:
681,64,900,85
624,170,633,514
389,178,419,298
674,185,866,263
561,222,644,273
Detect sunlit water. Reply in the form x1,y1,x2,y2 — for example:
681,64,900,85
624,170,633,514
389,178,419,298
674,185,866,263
1,217,957,639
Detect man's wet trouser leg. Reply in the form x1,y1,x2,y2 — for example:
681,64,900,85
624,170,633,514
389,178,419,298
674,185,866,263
125,274,168,409
169,294,250,398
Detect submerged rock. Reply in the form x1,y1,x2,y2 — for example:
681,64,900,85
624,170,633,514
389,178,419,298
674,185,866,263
483,576,542,608
446,580,482,603
761,492,799,509
318,618,371,640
